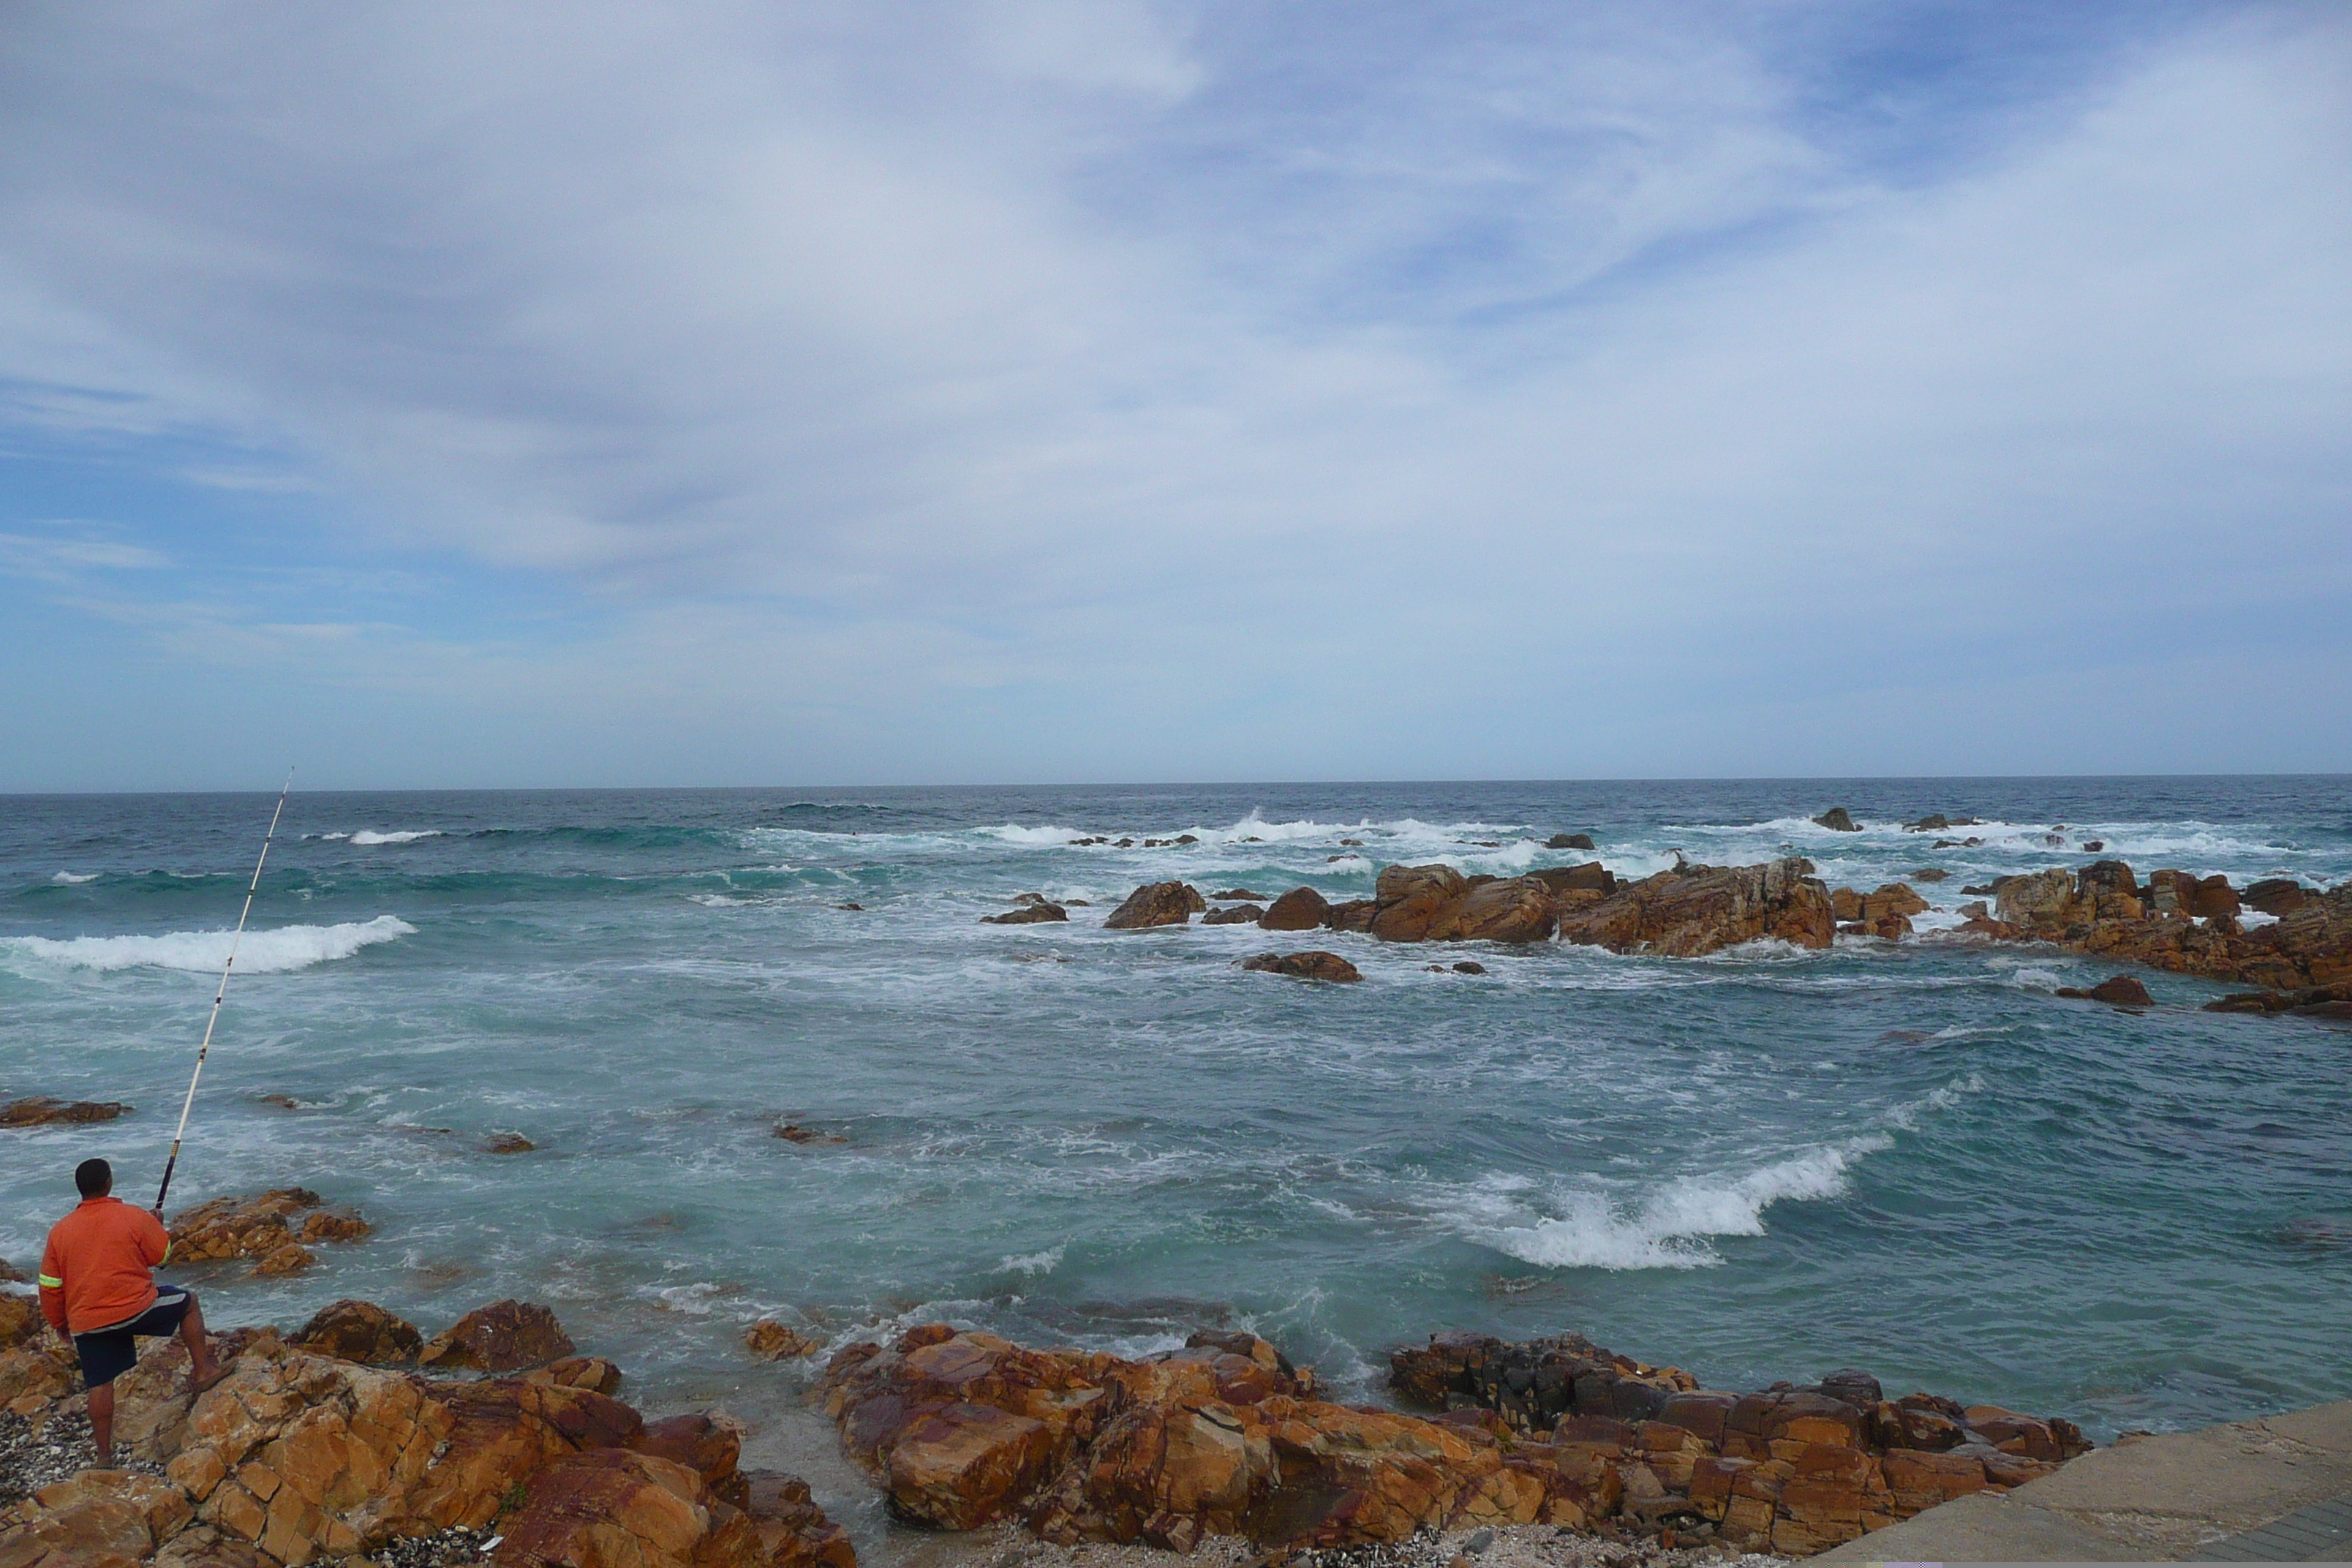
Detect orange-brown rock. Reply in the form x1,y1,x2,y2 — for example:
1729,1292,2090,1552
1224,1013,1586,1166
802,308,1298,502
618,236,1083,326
1425,878,1558,943
167,1190,369,1278
1322,900,1377,933
1975,862,2351,993
1260,887,1330,932
494,1448,710,1568
739,1472,858,1568
0,1097,132,1128
1529,862,1614,899
745,1320,821,1361
636,1413,749,1507
1553,859,1834,957
981,904,1067,925
0,1340,83,1420
1368,864,1471,942
291,1299,421,1365
0,1471,193,1568
418,1300,576,1373
1240,951,1362,983
525,1356,625,1396
1102,882,1206,930
1201,905,1262,925
0,1293,40,1352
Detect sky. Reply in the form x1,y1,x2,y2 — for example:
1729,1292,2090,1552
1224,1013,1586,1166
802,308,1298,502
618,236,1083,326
1,1,2348,790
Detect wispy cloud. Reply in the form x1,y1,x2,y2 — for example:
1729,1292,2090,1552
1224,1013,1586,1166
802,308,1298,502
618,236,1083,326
0,1,2345,785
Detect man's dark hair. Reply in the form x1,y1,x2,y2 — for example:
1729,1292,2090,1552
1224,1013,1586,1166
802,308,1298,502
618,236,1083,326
75,1158,112,1197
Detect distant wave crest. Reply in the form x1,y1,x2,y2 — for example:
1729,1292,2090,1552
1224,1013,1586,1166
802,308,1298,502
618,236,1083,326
3,915,417,973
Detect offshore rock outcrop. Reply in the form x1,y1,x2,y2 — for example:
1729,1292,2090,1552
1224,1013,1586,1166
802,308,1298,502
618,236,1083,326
1103,882,1207,930
167,1191,372,1280
1968,862,2352,995
0,1098,132,1129
817,1324,2089,1558
1551,860,1834,957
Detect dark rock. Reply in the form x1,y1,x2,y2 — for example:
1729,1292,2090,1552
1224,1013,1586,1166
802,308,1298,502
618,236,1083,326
1452,961,1487,975
418,1298,576,1371
1241,951,1362,983
1530,862,1614,898
1202,905,1262,925
1323,900,1377,932
1906,815,1950,832
775,1122,847,1145
2082,840,2105,852
1211,889,1270,902
982,902,1068,924
293,1298,424,1365
1912,868,1949,882
483,1133,536,1154
2246,878,2310,916
1102,881,1205,930
1262,886,1331,932
1812,808,1861,832
2055,974,2154,1007
1814,1369,1884,1409
1545,833,1597,851
0,1097,132,1128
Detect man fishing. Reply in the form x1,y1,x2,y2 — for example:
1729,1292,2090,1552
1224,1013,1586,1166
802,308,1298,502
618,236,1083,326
38,1157,224,1467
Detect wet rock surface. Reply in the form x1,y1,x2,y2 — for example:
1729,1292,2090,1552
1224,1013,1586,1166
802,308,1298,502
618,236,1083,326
0,1098,132,1128
418,1299,576,1373
290,1300,423,1366
167,1190,372,1279
1104,883,1207,930
1241,952,1363,983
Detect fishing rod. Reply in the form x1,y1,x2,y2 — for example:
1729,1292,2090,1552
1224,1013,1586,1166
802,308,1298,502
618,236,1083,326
154,769,294,1216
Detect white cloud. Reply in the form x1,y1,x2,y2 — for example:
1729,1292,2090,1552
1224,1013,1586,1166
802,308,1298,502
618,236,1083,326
0,2,2345,780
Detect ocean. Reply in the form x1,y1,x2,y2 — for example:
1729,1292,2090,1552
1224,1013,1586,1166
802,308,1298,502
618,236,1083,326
4,778,2348,1545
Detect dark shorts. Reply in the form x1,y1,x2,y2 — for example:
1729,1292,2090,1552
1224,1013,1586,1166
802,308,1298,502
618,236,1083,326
73,1286,191,1387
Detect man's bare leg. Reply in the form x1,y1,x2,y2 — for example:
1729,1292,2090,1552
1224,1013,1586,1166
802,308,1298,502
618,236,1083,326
88,1380,115,1469
180,1292,223,1391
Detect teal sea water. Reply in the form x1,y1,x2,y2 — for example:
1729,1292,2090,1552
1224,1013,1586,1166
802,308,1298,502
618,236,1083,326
4,779,2349,1504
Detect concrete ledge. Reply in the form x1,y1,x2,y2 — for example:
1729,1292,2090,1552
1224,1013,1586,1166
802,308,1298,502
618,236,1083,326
1815,1401,2352,1563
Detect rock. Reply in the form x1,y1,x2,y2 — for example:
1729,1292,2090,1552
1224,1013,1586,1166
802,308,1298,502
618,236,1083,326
1529,862,1614,898
774,1123,845,1145
2081,840,2105,852
740,1471,859,1568
2246,878,2310,916
1241,952,1362,983
1452,962,1486,976
1993,868,2077,927
0,1471,193,1567
982,903,1068,924
1425,878,1558,943
1322,900,1377,933
167,1190,369,1276
2190,875,2240,919
0,1097,132,1128
1261,887,1331,932
292,1300,423,1365
1102,882,1205,930
418,1300,576,1373
1554,859,1835,957
1368,864,1471,942
494,1447,710,1568
2082,975,2152,1007
482,1132,538,1155
746,1320,822,1361
1201,905,1262,926
1545,834,1597,851
1812,808,1860,832
1911,868,1949,883
1210,890,1270,902
1905,815,1950,832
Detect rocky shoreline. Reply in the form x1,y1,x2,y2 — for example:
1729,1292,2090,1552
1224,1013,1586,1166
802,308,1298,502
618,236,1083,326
1,1283,2096,1568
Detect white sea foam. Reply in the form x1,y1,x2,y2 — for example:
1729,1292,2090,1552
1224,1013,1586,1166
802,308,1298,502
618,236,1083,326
50,871,99,885
1478,1078,1977,1270
2,915,416,973
997,1245,1065,1275
349,829,442,845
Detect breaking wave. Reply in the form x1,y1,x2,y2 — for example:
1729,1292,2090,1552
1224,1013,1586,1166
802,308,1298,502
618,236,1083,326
2,916,418,974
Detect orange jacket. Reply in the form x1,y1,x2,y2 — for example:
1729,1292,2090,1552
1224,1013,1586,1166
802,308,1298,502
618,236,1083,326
38,1196,170,1334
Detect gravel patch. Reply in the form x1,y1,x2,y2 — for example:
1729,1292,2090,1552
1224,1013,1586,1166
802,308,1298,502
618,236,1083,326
374,1525,503,1568
0,1409,169,1509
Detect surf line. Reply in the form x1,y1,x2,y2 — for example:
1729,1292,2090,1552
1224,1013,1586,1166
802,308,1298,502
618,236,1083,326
154,769,294,1216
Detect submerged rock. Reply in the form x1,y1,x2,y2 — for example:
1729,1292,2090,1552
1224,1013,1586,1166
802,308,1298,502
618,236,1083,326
1202,905,1263,925
1102,881,1206,930
1211,889,1270,902
0,1097,132,1128
1241,951,1362,983
746,1320,822,1361
1545,833,1597,851
982,903,1068,924
2054,975,2154,1007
